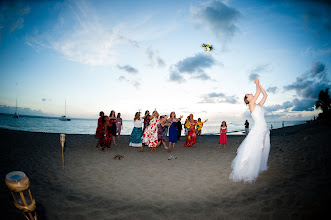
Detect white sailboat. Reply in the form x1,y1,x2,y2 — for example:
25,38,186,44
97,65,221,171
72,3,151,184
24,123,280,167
13,97,19,118
59,100,71,121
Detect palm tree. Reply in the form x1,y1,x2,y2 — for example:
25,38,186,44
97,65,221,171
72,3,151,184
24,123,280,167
315,88,331,119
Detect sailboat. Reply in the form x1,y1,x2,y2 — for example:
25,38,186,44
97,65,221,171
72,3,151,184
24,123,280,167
59,100,71,121
13,97,19,118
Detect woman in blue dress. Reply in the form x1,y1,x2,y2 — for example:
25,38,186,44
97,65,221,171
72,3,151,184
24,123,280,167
168,112,183,150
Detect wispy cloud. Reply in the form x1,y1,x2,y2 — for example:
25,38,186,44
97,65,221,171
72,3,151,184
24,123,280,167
146,47,166,68
117,65,138,74
25,0,138,66
266,86,278,93
191,1,241,45
199,92,238,104
0,1,30,36
248,64,272,81
118,75,140,89
169,53,216,82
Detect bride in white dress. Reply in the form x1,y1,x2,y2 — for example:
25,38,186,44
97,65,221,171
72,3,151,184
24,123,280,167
229,78,270,183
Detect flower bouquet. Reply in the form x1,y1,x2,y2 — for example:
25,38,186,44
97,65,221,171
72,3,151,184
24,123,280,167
202,43,213,54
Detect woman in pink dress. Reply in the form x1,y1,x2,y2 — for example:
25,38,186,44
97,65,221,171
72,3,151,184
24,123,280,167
219,121,227,149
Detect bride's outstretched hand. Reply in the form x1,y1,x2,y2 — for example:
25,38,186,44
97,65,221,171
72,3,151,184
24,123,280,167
254,77,260,84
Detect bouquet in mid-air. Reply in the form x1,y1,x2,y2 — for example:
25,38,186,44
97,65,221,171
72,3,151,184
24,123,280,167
202,43,213,54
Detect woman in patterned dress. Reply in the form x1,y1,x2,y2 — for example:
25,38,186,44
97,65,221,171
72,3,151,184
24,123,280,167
183,114,197,147
129,112,143,148
142,110,168,152
100,116,112,151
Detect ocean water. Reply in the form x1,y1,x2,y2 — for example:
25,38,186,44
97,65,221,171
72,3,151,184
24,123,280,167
0,114,306,135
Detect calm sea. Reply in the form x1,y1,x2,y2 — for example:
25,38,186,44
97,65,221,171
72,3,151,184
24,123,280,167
0,114,306,135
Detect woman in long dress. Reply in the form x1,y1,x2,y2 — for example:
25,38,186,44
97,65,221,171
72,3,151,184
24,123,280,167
129,112,144,148
229,78,270,183
168,112,183,150
142,110,168,152
183,114,197,147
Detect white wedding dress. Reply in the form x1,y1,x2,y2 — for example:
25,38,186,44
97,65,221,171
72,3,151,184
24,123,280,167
229,105,270,183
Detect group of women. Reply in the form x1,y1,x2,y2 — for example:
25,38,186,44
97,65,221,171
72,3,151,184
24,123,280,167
129,110,183,152
94,110,122,151
94,78,271,184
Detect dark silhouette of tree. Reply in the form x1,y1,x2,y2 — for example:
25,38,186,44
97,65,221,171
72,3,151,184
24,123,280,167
315,88,331,119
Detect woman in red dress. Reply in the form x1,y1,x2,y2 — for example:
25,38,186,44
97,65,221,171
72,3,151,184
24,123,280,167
183,114,197,147
219,121,227,149
95,111,104,148
100,116,112,151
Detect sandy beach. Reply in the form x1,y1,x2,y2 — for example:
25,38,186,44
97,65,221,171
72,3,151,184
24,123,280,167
0,121,330,219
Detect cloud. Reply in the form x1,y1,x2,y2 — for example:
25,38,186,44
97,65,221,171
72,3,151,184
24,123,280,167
283,61,331,99
264,98,315,113
146,47,166,68
249,73,260,81
199,92,238,104
266,86,278,93
117,65,138,74
248,64,272,81
0,1,30,35
0,105,53,117
25,0,138,66
191,1,241,42
169,53,216,82
118,75,140,89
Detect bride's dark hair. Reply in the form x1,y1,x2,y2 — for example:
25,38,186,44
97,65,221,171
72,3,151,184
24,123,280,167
244,95,249,105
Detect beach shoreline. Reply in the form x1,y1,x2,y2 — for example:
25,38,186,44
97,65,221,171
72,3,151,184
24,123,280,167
1,121,330,219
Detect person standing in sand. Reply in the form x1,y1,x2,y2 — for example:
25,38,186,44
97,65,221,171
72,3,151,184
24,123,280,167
176,118,182,140
100,115,112,151
229,78,270,183
109,110,117,146
156,115,170,150
219,121,227,149
196,118,208,142
129,112,144,148
183,114,197,147
244,119,249,135
95,111,104,148
116,113,123,140
142,110,168,152
168,112,183,150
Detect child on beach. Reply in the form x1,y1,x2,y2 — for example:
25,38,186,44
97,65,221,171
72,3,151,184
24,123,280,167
176,118,182,140
129,112,144,148
116,113,123,140
100,115,112,151
143,110,150,133
219,121,227,149
196,118,208,142
95,111,104,148
168,112,183,150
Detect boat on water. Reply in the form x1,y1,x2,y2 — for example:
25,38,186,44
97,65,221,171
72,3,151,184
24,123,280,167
13,97,19,118
59,100,71,121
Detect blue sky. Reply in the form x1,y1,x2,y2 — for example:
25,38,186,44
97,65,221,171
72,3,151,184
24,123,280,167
0,0,330,121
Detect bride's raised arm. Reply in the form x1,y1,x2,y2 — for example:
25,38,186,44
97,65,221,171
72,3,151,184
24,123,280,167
249,78,261,105
258,82,268,106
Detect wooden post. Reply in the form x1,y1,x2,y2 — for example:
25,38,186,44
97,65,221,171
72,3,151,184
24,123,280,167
60,134,65,171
